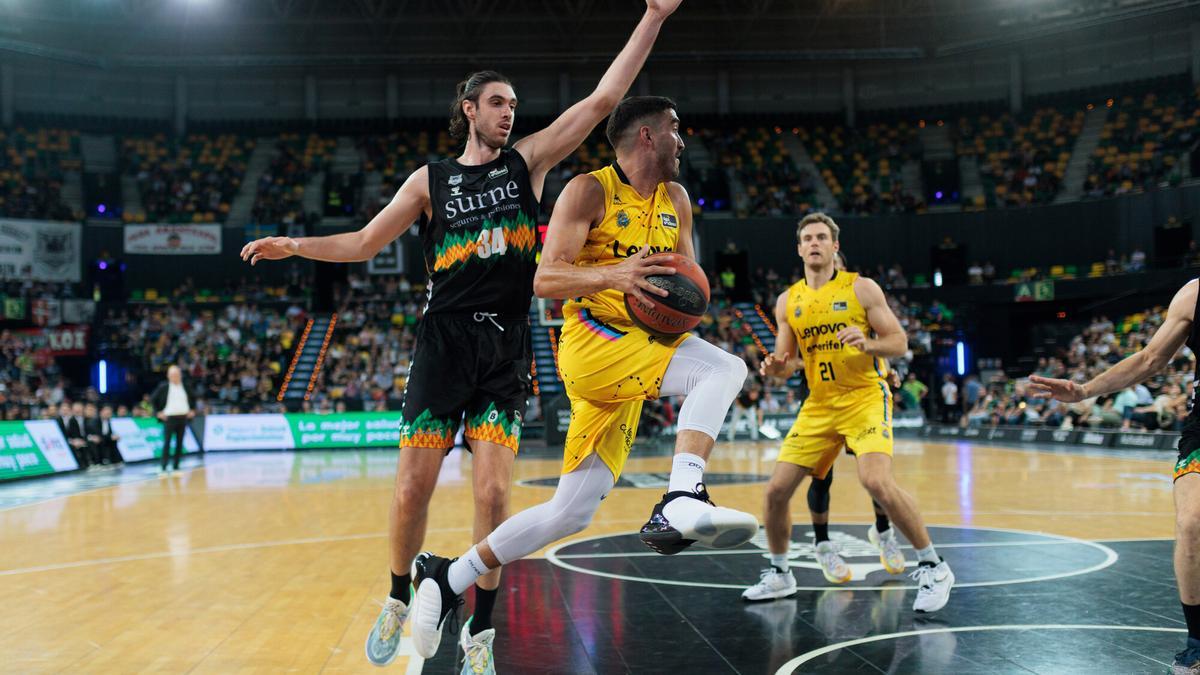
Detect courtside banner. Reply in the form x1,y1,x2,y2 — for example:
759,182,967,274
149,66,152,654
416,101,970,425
124,224,222,255
112,417,201,462
0,420,78,481
203,413,403,451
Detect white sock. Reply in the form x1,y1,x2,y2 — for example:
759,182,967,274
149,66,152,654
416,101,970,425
915,543,940,564
668,453,706,494
770,553,789,571
447,546,492,595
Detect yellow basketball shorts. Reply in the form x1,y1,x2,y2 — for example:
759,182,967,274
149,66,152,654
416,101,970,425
778,383,894,478
557,308,687,479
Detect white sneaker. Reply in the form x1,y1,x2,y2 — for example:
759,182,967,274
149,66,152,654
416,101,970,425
868,525,908,574
640,483,758,554
458,618,496,675
815,541,852,584
910,560,954,612
741,566,798,601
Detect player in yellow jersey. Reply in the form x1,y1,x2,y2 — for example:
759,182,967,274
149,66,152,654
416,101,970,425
412,98,759,652
742,213,954,613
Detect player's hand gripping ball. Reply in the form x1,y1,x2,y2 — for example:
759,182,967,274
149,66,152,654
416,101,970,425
624,252,710,338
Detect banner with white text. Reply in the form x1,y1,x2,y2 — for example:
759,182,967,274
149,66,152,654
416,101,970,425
203,412,402,451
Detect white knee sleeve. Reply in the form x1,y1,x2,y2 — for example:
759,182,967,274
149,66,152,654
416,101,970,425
661,337,749,440
485,454,614,565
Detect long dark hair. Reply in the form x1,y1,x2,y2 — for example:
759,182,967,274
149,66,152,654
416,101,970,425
449,70,513,143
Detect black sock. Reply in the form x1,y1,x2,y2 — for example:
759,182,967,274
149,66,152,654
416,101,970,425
472,586,498,635
813,522,830,543
390,571,411,604
874,505,890,533
1184,603,1200,641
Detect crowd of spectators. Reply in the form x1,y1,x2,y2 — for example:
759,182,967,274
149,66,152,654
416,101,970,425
249,134,334,227
0,127,80,221
121,133,252,224
956,107,1081,209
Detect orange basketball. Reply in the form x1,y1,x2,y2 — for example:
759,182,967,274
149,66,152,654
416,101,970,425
623,252,710,338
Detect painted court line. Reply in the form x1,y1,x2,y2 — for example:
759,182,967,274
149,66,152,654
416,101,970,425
545,525,1119,592
774,624,1186,674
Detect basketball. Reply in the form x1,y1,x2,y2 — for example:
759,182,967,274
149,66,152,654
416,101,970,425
623,252,710,338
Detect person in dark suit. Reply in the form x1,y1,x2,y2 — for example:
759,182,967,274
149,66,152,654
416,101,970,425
87,404,121,466
151,366,196,473
63,401,89,469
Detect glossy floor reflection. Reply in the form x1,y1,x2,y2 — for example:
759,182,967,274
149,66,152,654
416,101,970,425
0,438,1182,673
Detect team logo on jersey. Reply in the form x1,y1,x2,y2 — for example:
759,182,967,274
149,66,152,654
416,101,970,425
661,213,678,228
616,211,630,227
448,174,463,186
613,194,623,204
487,166,509,180
450,186,462,196
794,306,802,317
832,301,848,311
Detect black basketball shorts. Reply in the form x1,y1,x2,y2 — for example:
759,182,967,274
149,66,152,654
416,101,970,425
398,313,533,452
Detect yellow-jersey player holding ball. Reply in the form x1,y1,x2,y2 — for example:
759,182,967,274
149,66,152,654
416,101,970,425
741,213,955,613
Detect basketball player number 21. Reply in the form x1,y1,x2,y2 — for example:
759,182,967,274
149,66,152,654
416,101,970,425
819,362,836,382
476,227,508,258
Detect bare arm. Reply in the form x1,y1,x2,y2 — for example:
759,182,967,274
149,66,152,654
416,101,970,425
241,166,429,265
1030,280,1197,402
846,276,908,359
514,0,681,181
761,291,802,378
533,174,674,305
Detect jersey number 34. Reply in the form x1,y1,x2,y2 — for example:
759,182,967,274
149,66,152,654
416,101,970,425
476,227,508,259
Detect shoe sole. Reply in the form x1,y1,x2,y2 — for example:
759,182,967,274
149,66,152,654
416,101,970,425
741,587,798,602
364,623,401,667
639,529,694,555
410,562,445,659
820,569,852,585
913,570,955,613
686,510,759,549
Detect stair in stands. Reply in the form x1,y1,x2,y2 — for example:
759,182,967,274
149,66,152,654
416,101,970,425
733,301,803,390
227,138,276,226
1055,106,1110,204
277,314,337,405
782,133,837,212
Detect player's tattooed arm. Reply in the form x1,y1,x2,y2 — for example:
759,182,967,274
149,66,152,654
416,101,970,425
535,175,673,307
241,166,429,265
1030,279,1196,402
515,1,682,182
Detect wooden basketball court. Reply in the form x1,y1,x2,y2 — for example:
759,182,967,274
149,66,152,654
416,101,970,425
0,437,1180,673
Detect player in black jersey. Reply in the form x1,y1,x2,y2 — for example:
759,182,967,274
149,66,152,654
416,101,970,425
1029,278,1200,673
240,1,683,668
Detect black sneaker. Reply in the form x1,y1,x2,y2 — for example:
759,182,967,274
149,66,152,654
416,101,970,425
639,483,759,555
409,552,464,659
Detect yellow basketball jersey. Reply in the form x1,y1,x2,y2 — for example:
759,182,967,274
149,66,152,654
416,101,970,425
785,270,887,399
562,164,682,326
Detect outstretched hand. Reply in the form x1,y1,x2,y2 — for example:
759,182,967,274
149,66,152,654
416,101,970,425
240,236,298,266
760,353,792,378
646,0,683,18
1027,374,1086,403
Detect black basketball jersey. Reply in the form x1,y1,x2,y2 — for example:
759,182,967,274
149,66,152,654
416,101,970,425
420,148,540,316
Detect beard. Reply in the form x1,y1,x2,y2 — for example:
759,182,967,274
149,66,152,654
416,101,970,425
474,127,508,150
658,150,680,179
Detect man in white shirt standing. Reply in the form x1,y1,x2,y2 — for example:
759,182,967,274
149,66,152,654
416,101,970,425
151,366,195,473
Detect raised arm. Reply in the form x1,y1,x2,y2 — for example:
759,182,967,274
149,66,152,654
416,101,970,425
1030,280,1197,402
514,0,682,181
241,166,429,265
845,276,908,359
533,174,674,306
